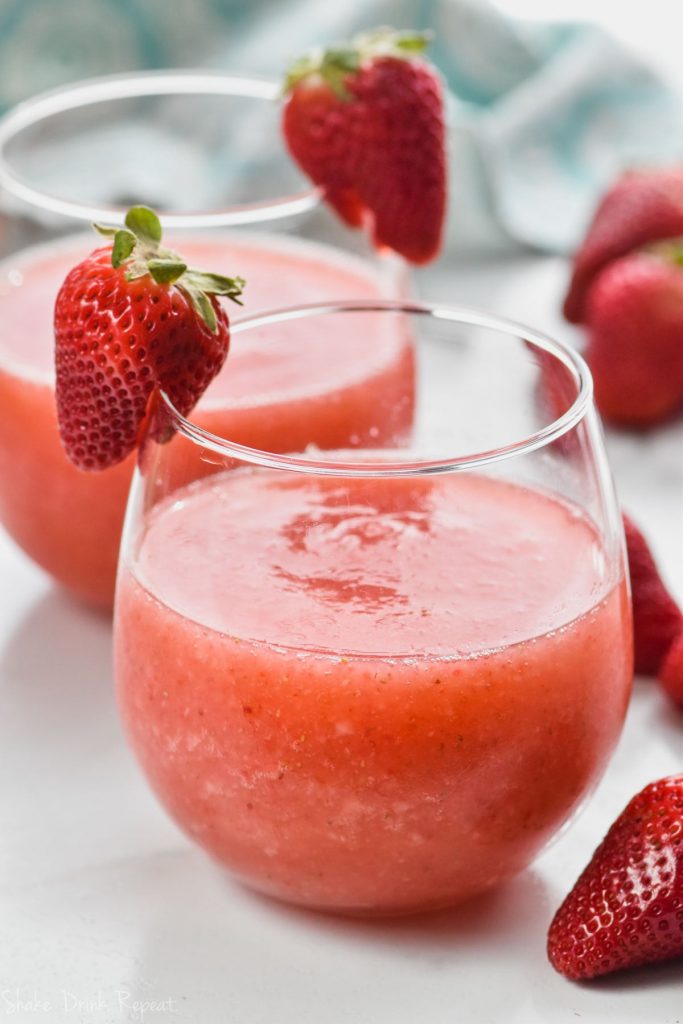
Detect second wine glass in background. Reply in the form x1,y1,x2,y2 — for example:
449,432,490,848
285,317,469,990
0,72,412,607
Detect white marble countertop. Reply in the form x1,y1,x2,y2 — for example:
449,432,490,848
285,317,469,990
0,254,681,1024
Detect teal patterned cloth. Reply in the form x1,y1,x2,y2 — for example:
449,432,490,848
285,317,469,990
0,0,680,252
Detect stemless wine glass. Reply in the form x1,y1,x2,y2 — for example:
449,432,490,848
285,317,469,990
114,300,633,916
0,71,407,608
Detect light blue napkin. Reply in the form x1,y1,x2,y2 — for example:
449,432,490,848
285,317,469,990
0,0,680,253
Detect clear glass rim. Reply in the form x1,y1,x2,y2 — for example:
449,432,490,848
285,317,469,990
159,299,594,478
0,69,321,227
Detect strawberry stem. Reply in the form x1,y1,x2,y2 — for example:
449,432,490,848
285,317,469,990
91,205,245,333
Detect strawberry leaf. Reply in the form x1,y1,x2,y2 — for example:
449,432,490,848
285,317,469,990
283,55,319,94
111,229,137,269
124,205,162,250
147,258,188,285
181,285,218,334
647,237,683,267
393,30,432,53
184,270,245,302
324,47,361,72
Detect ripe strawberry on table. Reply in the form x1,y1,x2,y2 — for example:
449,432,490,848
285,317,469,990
548,775,683,980
584,249,683,426
282,27,446,265
564,168,683,324
55,205,244,471
623,514,682,676
659,629,683,708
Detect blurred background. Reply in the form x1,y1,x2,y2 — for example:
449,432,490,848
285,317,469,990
0,0,682,521
0,0,681,258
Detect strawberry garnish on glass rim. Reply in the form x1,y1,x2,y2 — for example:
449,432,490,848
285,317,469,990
282,27,447,265
54,205,244,471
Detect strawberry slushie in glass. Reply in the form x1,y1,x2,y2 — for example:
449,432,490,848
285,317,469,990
0,234,411,606
114,303,633,914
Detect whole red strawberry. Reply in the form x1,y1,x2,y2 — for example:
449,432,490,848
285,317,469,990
659,628,683,708
548,775,683,980
55,206,244,470
623,514,682,675
282,28,446,265
585,251,683,426
564,168,683,324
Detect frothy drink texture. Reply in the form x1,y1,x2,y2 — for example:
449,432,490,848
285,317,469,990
0,235,412,605
115,470,632,912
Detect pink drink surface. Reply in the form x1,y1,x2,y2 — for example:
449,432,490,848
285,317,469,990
0,235,411,605
115,470,632,912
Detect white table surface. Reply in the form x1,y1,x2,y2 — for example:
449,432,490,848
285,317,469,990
0,255,681,1023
